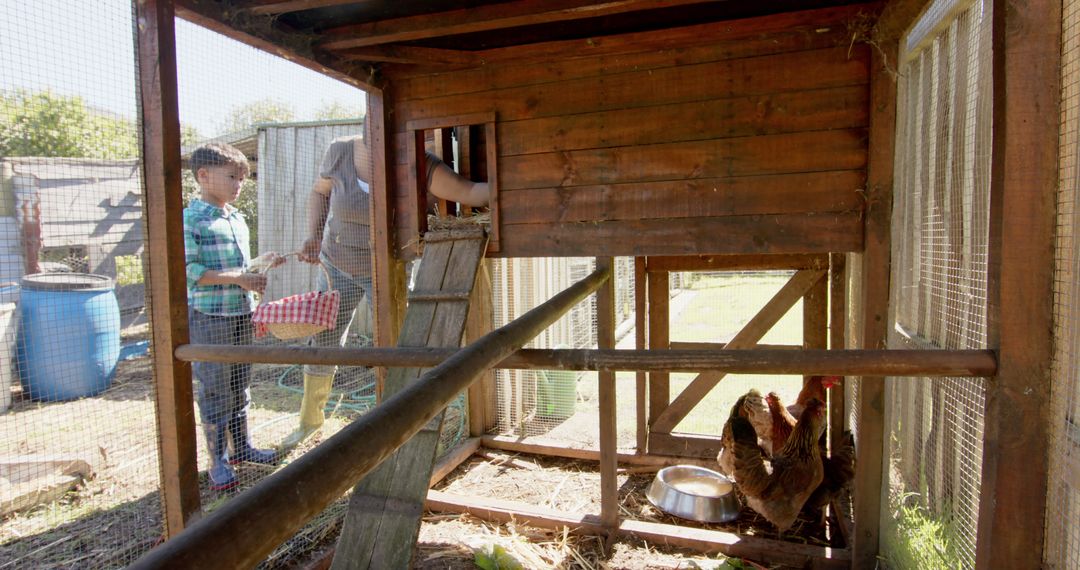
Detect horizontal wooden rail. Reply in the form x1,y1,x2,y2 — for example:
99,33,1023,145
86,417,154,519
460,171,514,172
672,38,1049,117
176,345,998,377
130,265,612,569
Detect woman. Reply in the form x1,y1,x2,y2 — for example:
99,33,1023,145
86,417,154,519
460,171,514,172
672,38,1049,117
281,127,489,449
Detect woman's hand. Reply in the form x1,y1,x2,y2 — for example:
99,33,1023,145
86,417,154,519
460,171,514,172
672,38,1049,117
235,273,269,294
298,236,322,264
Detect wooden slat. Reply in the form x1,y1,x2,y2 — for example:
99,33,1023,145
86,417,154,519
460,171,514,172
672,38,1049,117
976,0,1059,566
851,42,897,569
244,0,360,16
499,130,867,190
481,436,714,467
499,213,863,260
596,258,618,529
646,254,829,273
634,257,648,452
647,432,722,459
803,271,829,387
320,0,729,50
425,491,849,568
334,233,487,569
340,46,481,66
393,47,869,128
647,270,670,433
389,5,870,101
429,438,481,487
828,253,847,449
498,170,867,225
498,85,869,156
135,0,201,536
651,269,826,433
466,262,496,437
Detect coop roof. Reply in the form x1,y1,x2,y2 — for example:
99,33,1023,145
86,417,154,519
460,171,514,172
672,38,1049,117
177,0,868,90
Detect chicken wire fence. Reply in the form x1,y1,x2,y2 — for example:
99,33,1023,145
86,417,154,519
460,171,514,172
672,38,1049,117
1047,0,1080,566
0,1,485,567
882,1,992,568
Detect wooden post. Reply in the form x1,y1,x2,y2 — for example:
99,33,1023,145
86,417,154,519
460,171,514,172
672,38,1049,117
596,258,618,531
646,268,669,446
368,90,406,399
976,0,1059,565
634,257,648,452
803,271,828,389
828,253,847,447
467,261,496,436
852,41,896,569
134,0,201,536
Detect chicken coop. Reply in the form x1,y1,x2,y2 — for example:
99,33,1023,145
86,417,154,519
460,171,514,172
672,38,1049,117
6,0,1072,567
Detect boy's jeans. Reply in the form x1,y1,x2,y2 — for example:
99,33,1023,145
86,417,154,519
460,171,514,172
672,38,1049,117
304,255,373,377
189,309,253,425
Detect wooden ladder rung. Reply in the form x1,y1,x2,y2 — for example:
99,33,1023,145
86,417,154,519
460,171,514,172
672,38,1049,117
408,291,472,302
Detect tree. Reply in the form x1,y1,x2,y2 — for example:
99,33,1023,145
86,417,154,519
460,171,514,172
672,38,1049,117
0,90,140,159
218,98,294,134
315,100,364,121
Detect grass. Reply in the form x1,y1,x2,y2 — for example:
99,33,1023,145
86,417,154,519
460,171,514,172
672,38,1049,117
883,492,969,570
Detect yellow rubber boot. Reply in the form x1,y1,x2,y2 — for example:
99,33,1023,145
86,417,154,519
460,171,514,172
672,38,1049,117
281,373,334,449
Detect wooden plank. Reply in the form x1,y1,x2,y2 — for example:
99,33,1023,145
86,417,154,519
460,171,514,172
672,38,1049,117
646,254,829,273
828,253,847,449
466,262,496,437
339,46,481,66
388,5,870,101
135,0,201,536
499,85,869,156
393,47,869,128
245,0,361,16
596,258,618,529
498,171,867,225
499,130,867,191
803,272,829,387
634,257,648,452
976,0,1059,566
485,120,501,252
429,437,481,487
851,42,897,570
647,432,722,459
425,491,850,569
647,270,670,434
334,234,487,569
320,0,731,50
651,270,826,433
481,435,716,467
498,212,864,258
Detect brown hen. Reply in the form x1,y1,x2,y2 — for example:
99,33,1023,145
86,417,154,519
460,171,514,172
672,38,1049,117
717,389,772,478
802,430,856,526
787,375,840,418
732,398,826,533
765,391,797,451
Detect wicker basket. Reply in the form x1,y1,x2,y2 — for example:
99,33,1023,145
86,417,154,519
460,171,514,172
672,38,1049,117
256,257,336,341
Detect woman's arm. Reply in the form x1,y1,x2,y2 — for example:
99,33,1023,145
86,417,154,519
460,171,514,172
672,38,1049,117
299,178,333,263
428,161,490,207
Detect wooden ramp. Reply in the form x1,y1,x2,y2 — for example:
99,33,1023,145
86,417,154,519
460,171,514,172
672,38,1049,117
332,226,487,569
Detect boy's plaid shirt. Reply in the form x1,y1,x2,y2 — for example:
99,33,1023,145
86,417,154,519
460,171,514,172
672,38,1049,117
184,198,255,316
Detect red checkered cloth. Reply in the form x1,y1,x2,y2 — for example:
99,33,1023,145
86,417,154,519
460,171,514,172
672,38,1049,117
252,289,341,338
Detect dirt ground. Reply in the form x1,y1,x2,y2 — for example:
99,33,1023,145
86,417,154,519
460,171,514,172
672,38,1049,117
1,323,843,569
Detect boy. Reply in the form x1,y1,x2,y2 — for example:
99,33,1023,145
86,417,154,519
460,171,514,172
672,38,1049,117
184,142,281,490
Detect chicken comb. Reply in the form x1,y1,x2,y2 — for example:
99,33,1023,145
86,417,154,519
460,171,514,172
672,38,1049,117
821,376,841,389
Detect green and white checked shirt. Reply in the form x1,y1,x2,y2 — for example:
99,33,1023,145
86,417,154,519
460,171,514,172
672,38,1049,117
183,198,255,316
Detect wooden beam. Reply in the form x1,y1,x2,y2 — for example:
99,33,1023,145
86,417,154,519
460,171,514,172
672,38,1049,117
651,269,826,433
174,1,376,91
429,437,481,487
466,262,496,437
803,272,829,388
647,270,670,433
339,46,481,66
596,258,618,530
647,432,722,459
646,254,829,273
851,41,897,569
176,345,998,377
480,435,718,468
874,0,933,42
134,0,201,536
828,253,848,448
320,0,726,50
634,257,648,452
976,0,1059,566
425,491,850,569
129,266,612,569
244,0,367,16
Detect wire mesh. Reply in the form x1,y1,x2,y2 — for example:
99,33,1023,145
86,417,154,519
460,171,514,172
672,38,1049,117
882,1,992,568
1046,0,1080,565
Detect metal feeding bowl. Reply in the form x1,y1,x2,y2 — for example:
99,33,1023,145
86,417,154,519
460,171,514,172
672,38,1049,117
645,465,740,523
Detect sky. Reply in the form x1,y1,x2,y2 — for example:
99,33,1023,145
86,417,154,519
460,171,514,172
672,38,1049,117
0,0,366,138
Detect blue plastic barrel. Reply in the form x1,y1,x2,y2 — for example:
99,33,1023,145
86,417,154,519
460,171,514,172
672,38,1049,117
18,273,120,401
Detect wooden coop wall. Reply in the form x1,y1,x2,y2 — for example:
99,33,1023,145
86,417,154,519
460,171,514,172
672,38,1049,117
383,5,873,260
